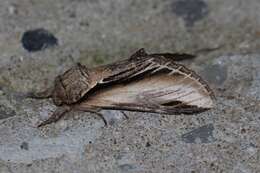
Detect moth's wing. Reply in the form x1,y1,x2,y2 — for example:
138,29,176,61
129,48,148,59
98,48,153,84
97,48,181,84
97,49,196,85
78,59,215,114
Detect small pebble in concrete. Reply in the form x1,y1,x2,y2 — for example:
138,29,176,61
182,124,216,143
20,142,29,150
118,164,136,172
21,28,58,52
171,0,209,26
201,64,228,86
145,142,151,147
0,105,16,120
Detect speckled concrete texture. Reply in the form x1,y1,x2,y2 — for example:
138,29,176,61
0,0,260,172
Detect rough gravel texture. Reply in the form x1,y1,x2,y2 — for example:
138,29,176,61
0,0,260,172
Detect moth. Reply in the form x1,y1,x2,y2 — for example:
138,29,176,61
28,48,215,127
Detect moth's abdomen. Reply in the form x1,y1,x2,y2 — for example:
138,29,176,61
52,63,92,105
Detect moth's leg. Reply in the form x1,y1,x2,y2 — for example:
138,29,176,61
37,106,71,127
86,109,108,126
74,105,108,126
27,87,53,99
121,111,129,119
151,53,195,62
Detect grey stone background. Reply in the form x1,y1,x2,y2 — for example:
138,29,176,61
0,0,260,172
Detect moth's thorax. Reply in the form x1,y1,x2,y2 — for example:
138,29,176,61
52,63,93,105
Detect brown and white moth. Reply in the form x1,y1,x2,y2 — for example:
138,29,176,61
28,48,215,127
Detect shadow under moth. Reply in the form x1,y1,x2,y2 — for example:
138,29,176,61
28,48,215,127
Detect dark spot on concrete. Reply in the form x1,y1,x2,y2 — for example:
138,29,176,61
201,64,228,86
108,118,116,126
182,124,216,143
113,139,117,144
171,0,209,26
119,164,135,172
145,142,151,147
80,20,90,27
0,105,16,120
68,11,76,18
241,128,246,134
20,142,29,150
26,164,32,167
21,28,58,52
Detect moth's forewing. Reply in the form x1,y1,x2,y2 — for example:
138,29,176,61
97,49,151,84
97,49,196,85
78,58,215,114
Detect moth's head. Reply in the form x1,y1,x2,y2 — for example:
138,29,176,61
52,63,92,106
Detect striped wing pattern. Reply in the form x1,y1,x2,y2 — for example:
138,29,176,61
78,56,215,114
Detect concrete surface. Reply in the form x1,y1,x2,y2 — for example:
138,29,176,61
0,0,260,172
